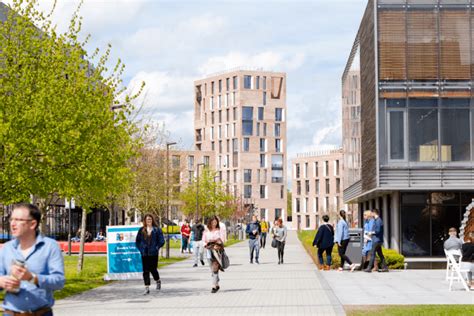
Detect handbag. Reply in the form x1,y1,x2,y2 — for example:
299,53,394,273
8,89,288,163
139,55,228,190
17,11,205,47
220,249,230,269
271,238,278,248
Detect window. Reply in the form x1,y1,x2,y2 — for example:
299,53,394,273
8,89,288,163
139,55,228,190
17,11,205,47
187,156,194,170
233,153,238,167
211,141,215,151
211,112,215,124
275,108,283,121
256,122,260,136
233,107,237,120
275,139,281,152
295,163,300,178
219,110,222,123
233,170,238,182
274,123,280,137
218,79,222,93
219,140,222,153
325,179,330,194
304,163,308,178
242,106,253,136
244,169,252,183
226,78,230,91
218,126,222,139
336,178,341,194
226,109,229,121
244,75,252,89
204,156,210,166
306,215,310,228
232,123,236,137
225,93,229,107
263,91,267,105
210,127,214,140
280,185,284,199
232,92,236,106
409,108,438,162
210,97,214,110
315,197,319,213
315,180,320,194
335,160,340,176
258,107,264,120
389,111,405,160
324,161,329,176
244,185,252,198
260,154,266,168
296,181,301,195
324,197,329,212
296,198,300,212
260,208,266,220
256,76,260,89
260,185,266,198
260,138,266,152
263,76,267,90
275,208,282,221
263,169,267,183
257,169,261,183
243,138,250,152
218,95,221,108
233,76,237,89
188,171,193,183
263,123,267,136
226,139,230,152
232,139,238,152
440,108,471,161
272,155,284,183
211,81,214,94
305,180,310,194
314,162,318,177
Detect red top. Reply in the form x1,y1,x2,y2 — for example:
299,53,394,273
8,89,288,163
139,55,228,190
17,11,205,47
181,225,191,237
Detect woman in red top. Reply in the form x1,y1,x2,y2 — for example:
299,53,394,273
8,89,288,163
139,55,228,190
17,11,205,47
181,220,191,253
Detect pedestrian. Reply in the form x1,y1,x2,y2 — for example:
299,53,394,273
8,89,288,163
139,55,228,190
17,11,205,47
180,220,191,253
135,214,165,295
260,217,269,249
335,210,356,272
361,210,375,270
273,218,288,264
203,216,226,293
313,214,334,270
364,209,389,273
0,203,65,315
460,232,474,290
191,218,206,267
246,215,261,264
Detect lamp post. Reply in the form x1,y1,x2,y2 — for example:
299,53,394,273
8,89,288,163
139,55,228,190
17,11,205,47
165,141,176,259
66,198,75,256
195,163,205,222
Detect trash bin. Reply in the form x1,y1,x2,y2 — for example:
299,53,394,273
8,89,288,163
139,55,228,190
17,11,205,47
346,228,363,267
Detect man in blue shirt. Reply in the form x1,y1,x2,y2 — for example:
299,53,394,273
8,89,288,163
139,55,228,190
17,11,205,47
0,203,65,315
364,209,389,273
246,215,261,264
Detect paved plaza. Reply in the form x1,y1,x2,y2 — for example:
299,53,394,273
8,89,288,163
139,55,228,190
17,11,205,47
55,231,345,316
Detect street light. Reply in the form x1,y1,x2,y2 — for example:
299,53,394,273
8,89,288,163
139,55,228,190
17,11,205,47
165,141,177,259
195,163,205,222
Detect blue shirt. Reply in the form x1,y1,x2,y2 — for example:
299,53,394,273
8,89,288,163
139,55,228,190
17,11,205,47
362,218,375,255
372,217,384,244
0,234,65,312
335,219,349,244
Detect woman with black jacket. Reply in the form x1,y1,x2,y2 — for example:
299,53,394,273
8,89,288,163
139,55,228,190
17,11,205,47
135,214,165,295
313,215,335,270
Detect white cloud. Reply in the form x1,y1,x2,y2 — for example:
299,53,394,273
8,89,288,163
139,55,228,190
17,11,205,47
198,51,306,76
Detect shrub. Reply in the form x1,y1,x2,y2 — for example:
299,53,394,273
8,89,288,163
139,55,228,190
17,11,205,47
297,229,405,269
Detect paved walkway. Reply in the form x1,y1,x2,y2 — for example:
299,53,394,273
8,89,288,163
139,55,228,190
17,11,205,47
321,269,473,306
55,231,345,316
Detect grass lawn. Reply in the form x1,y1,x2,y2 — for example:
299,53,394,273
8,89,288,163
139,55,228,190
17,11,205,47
346,305,474,316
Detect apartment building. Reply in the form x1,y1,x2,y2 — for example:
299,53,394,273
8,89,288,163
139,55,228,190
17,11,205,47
194,70,287,222
292,149,357,230
343,0,474,258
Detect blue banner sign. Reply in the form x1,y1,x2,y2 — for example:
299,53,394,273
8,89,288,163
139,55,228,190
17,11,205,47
105,225,142,280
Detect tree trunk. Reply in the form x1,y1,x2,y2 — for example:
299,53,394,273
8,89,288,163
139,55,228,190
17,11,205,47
77,207,87,273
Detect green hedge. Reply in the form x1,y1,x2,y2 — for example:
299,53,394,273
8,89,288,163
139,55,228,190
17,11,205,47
297,230,405,270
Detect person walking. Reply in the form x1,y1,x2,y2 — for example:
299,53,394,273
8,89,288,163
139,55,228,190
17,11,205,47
361,210,375,270
313,215,334,270
246,215,261,264
203,216,226,293
260,218,269,249
180,220,191,253
364,209,389,273
0,203,65,315
335,210,356,272
135,214,165,295
191,218,206,267
273,218,288,264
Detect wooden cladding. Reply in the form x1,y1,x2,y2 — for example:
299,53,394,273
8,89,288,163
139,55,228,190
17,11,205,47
379,90,471,98
378,8,472,81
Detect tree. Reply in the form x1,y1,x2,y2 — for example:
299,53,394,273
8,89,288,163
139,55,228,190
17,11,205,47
179,168,235,220
0,0,143,272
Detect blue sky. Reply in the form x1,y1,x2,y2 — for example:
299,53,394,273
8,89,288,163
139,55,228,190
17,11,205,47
8,0,367,160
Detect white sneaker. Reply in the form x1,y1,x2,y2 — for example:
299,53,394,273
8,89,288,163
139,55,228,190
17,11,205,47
143,287,150,295
350,264,357,272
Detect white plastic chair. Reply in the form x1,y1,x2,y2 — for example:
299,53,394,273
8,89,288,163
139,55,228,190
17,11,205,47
444,249,462,281
446,252,470,291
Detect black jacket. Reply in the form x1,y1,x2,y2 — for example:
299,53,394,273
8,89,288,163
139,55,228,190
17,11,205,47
135,226,165,256
312,224,334,250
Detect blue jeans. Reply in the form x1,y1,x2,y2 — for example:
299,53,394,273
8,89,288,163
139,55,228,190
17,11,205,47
249,238,260,261
4,311,53,316
317,246,333,266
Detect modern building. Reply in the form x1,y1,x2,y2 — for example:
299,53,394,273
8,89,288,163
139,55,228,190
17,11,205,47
292,148,357,230
342,0,474,258
194,69,287,222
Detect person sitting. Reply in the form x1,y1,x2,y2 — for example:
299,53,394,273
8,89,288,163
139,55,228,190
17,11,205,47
95,230,106,242
84,231,93,243
71,229,81,242
444,227,463,251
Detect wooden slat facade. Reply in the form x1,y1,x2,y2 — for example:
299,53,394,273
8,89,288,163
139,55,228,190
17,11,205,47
378,10,406,80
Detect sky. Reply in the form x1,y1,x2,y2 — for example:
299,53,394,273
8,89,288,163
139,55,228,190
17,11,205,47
5,0,367,161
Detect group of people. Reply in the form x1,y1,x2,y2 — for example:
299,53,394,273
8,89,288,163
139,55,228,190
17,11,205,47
246,215,288,265
443,227,474,290
71,228,106,242
313,209,389,273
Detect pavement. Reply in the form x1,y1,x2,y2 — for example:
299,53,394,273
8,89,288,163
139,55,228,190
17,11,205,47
54,231,345,316
320,268,474,306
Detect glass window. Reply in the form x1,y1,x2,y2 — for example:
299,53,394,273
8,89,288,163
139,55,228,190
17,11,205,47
272,170,283,183
389,111,405,160
242,122,253,136
187,156,194,170
211,81,214,94
274,123,281,137
295,163,300,178
218,80,222,93
263,76,267,90
275,139,281,152
242,107,253,136
256,122,260,136
305,180,310,194
260,185,266,198
275,108,283,121
263,123,267,136
280,185,284,199
315,180,319,194
260,154,266,167
260,138,266,152
296,198,300,212
336,178,341,194
233,76,238,89
232,139,238,152
233,107,237,120
243,138,250,152
275,208,281,220
440,109,470,161
226,78,230,91
263,92,267,105
244,169,252,183
306,215,310,228
296,181,301,195
256,76,260,89
387,99,406,107
258,107,264,120
325,179,330,194
244,185,252,198
242,107,253,120
409,108,438,162
244,75,252,89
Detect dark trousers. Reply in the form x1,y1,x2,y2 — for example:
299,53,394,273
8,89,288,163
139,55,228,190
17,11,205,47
276,240,285,262
260,232,267,248
338,239,352,267
317,245,333,266
142,255,160,286
367,242,387,270
182,236,189,252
